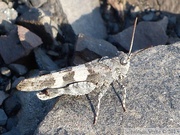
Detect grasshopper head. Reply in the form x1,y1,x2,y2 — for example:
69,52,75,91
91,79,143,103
119,17,138,67
112,51,130,79
114,17,138,78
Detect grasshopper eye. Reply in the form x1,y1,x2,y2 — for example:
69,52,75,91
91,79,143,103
120,56,128,65
117,52,129,65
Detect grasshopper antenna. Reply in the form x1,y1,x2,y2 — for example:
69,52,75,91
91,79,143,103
128,17,138,59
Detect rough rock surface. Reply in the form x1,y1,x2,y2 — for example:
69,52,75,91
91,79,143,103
59,0,107,39
34,43,180,134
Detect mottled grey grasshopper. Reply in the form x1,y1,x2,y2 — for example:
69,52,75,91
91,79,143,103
16,18,138,124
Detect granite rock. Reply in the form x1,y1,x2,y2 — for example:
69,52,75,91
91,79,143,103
34,43,180,134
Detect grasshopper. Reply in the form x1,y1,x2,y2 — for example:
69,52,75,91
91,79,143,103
16,17,138,124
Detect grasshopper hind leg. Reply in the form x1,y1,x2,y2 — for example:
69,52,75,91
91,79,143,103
114,80,126,112
121,84,126,112
37,82,96,100
93,85,109,124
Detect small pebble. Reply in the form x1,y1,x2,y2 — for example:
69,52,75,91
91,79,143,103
3,95,21,117
0,1,8,11
0,126,7,134
169,16,176,25
5,79,11,91
6,116,18,130
9,64,28,76
142,12,154,21
26,69,40,78
0,109,8,126
7,2,13,8
0,67,11,77
130,6,141,18
175,18,180,37
34,48,59,71
47,50,59,57
0,91,9,105
3,8,18,21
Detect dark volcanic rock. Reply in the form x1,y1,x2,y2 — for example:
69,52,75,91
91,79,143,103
76,34,118,57
9,64,28,76
3,95,21,117
0,109,8,126
0,27,41,64
108,17,168,52
34,48,59,71
0,29,26,64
